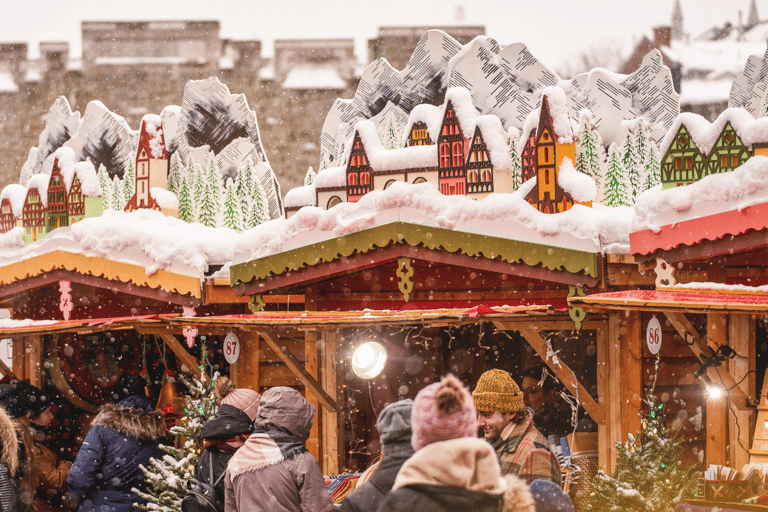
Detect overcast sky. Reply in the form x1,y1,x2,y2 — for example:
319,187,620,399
1,0,763,71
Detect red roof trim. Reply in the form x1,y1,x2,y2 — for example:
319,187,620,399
630,200,768,257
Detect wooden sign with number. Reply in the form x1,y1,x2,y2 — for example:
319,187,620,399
224,332,240,364
646,317,662,354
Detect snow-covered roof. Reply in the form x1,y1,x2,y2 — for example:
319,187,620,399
679,78,734,106
233,181,633,265
558,158,596,203
672,39,765,76
0,209,237,277
402,104,443,146
141,114,166,159
475,115,511,170
445,87,480,137
314,166,346,189
283,67,346,90
542,87,574,144
150,188,178,209
27,173,51,206
72,162,101,197
659,108,768,157
355,120,437,171
633,154,768,233
0,184,26,217
285,184,316,208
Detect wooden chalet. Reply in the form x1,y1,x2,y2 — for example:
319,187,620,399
46,160,68,231
125,117,169,212
570,195,768,471
22,179,47,243
437,99,467,195
346,132,372,202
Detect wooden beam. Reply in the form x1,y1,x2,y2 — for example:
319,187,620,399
504,323,605,425
321,330,340,474
155,333,203,382
619,312,643,441
231,331,260,392
728,314,754,469
259,330,337,412
26,335,43,388
0,357,16,380
598,321,620,472
664,312,748,410
706,313,729,466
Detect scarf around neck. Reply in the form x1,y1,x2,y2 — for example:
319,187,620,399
227,429,307,480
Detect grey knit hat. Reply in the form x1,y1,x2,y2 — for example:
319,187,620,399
377,399,413,456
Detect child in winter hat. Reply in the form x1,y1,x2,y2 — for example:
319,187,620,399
215,377,260,422
410,374,477,451
377,398,413,455
528,479,574,512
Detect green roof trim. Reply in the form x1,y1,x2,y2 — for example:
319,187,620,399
230,222,598,286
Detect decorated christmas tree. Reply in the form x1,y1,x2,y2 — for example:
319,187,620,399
133,357,218,511
578,370,699,512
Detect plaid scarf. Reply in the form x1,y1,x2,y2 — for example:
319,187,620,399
227,430,307,480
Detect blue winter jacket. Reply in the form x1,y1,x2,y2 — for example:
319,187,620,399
67,395,166,512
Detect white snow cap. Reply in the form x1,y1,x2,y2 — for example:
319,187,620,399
150,188,178,210
27,174,51,207
52,147,100,197
541,87,573,144
355,120,437,171
659,108,768,157
632,154,768,232
558,157,596,202
0,184,27,217
285,184,317,208
403,104,443,146
142,114,165,159
314,166,346,189
444,87,480,136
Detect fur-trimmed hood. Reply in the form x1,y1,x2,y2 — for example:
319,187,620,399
92,403,165,441
0,405,17,474
502,473,535,512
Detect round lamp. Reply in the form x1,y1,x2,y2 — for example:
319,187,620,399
351,341,387,379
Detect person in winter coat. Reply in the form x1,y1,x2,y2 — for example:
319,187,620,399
341,399,414,512
0,404,19,512
26,383,72,512
66,373,165,512
224,386,334,512
472,369,561,485
0,380,45,512
376,375,508,512
192,377,259,512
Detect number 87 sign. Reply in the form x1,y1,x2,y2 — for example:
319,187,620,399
646,317,662,355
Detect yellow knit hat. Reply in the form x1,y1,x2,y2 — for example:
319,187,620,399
472,369,524,413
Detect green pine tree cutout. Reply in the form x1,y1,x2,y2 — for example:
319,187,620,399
508,129,522,190
604,144,630,207
642,143,661,192
223,178,242,231
304,166,316,187
248,175,269,228
622,127,641,204
111,176,123,211
123,161,136,207
178,174,193,223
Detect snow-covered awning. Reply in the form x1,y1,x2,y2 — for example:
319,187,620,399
569,285,768,313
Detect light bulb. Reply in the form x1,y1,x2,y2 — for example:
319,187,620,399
707,386,723,399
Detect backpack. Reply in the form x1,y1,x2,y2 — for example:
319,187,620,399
181,454,226,512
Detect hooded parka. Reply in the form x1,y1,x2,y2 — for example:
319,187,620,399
0,405,18,512
66,395,165,512
376,437,507,512
224,387,334,512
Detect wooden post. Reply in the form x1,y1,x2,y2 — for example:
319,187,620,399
231,331,260,392
321,330,340,474
599,320,620,472
25,335,43,388
619,311,642,443
706,313,728,466
12,336,26,381
728,314,754,468
304,285,321,463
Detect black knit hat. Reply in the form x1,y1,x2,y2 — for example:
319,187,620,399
0,381,50,419
107,373,148,403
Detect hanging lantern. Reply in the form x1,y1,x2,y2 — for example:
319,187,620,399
140,368,156,399
156,369,179,430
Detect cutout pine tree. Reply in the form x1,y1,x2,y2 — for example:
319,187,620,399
123,161,136,207
247,175,269,228
178,174,193,223
133,353,218,512
223,178,243,231
304,166,316,187
508,128,522,190
604,144,630,207
622,126,642,204
578,360,699,512
111,176,123,211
